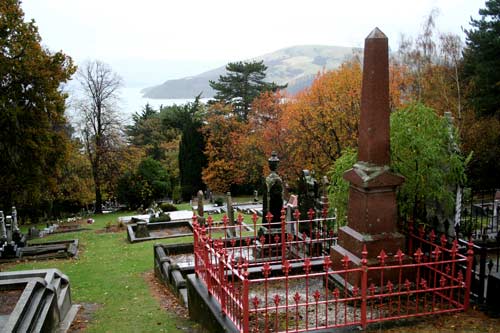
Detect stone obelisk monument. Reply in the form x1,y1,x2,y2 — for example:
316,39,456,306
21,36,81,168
331,28,405,275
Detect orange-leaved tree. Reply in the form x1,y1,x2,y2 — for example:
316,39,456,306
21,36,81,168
202,103,247,193
281,59,363,182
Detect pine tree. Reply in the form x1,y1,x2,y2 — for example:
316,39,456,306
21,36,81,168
462,0,500,118
209,60,286,121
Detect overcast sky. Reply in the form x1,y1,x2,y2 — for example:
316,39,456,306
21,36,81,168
22,0,484,89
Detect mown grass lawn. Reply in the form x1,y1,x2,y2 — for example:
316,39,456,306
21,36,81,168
4,211,196,333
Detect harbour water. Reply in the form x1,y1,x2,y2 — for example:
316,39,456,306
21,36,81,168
120,87,210,121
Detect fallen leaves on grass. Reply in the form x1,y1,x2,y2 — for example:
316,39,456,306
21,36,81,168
143,270,189,319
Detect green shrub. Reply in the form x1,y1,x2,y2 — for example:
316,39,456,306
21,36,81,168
172,185,182,204
328,103,468,227
327,148,357,227
159,202,177,212
214,197,224,207
149,214,171,223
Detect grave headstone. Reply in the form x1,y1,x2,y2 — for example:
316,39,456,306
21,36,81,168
11,206,19,232
262,152,284,227
206,188,214,204
197,190,204,217
494,190,500,226
226,192,236,237
196,190,206,225
28,227,40,239
11,206,24,245
0,211,6,241
298,170,317,220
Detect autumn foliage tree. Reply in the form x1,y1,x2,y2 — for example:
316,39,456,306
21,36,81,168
396,10,465,122
202,103,246,193
0,0,76,219
282,59,363,180
203,57,411,193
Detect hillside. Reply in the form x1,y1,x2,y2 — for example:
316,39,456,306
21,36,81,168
142,45,361,99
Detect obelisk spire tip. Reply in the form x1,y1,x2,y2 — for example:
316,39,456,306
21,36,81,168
366,27,387,39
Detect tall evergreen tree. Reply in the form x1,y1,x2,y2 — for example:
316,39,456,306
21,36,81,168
209,60,286,121
162,97,206,201
462,0,500,118
0,0,75,218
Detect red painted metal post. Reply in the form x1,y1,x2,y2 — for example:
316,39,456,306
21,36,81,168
193,221,199,274
464,239,474,309
242,273,249,333
219,249,226,314
304,257,311,330
361,245,368,329
281,207,286,264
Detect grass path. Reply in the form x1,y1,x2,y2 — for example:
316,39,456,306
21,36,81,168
4,212,195,333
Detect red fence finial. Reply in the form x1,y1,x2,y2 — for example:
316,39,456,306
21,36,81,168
429,229,436,243
414,248,423,263
440,234,447,247
341,255,350,269
377,249,388,265
282,259,291,275
266,211,273,224
252,212,258,225
293,209,301,221
304,257,312,273
361,245,368,266
262,262,272,278
307,208,315,220
394,249,404,264
323,256,331,271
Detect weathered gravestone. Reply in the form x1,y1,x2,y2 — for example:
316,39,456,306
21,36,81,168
196,190,206,225
297,170,318,220
262,152,284,227
331,28,406,282
226,192,236,237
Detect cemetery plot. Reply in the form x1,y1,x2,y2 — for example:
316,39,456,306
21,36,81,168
127,220,194,243
154,243,195,307
1,207,79,262
186,28,474,333
18,239,79,261
0,269,79,333
190,218,473,333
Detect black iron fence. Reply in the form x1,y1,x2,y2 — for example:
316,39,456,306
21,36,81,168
456,188,500,314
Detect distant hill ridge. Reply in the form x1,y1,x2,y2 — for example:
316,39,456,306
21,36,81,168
142,45,361,99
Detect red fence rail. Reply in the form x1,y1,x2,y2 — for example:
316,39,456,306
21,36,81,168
193,211,473,333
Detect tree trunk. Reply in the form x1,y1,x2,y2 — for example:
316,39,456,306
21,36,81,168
94,182,103,214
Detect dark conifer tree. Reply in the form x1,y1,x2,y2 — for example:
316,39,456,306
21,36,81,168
462,0,500,118
162,96,206,201
209,60,286,121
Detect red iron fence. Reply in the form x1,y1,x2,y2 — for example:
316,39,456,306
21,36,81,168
193,211,473,333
